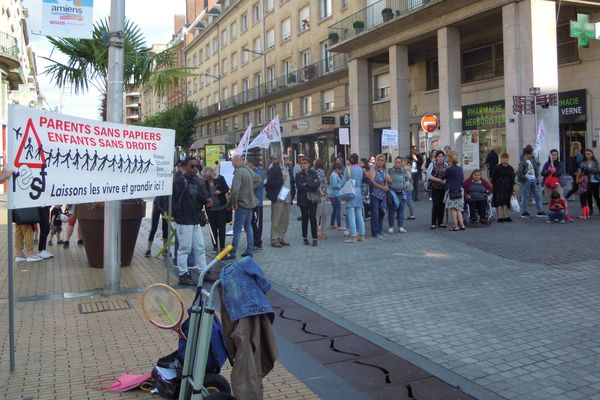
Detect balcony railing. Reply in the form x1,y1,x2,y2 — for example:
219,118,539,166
0,32,19,62
327,0,440,45
197,53,348,119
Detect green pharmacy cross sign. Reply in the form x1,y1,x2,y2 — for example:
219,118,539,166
570,13,596,48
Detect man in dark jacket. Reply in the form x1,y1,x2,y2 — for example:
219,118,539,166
173,156,212,286
265,154,295,247
485,148,499,179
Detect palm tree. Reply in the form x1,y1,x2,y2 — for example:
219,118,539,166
42,18,193,120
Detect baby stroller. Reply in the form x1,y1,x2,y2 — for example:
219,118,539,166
464,194,494,226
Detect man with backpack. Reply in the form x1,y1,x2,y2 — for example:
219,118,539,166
173,156,212,286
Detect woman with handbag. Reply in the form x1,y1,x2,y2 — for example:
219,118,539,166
427,150,448,229
541,149,564,202
295,158,320,246
368,154,392,238
441,153,465,231
342,154,366,243
201,167,229,254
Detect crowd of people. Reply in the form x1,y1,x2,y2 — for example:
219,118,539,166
11,140,598,284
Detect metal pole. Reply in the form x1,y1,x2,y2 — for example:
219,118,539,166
104,0,125,295
7,209,15,372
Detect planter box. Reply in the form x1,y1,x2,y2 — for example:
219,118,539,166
76,202,146,268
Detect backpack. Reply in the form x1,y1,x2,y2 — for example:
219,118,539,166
577,173,589,194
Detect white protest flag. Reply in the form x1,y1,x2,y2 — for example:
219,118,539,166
6,105,175,209
247,115,281,149
233,123,253,156
534,119,546,158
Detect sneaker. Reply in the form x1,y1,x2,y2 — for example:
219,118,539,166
505,217,513,222
344,230,350,237
565,215,573,222
521,213,531,219
255,245,263,251
387,228,394,234
178,272,195,286
15,256,26,262
62,240,70,249
279,240,290,246
560,220,566,223
536,212,547,217
399,227,407,233
26,255,43,262
211,248,218,255
376,234,385,239
57,240,64,245
38,250,54,259
144,249,151,258
77,239,84,245
545,220,552,223
48,240,53,246
241,252,253,257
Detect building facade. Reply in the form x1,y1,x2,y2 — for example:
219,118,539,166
185,0,361,164
186,0,600,171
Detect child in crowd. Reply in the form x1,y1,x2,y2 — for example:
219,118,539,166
576,169,590,219
547,190,567,223
48,205,64,246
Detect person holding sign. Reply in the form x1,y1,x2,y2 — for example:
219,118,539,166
265,154,295,248
172,156,212,286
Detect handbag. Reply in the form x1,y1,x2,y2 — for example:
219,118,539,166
13,207,40,225
306,191,321,204
339,167,356,201
544,174,560,189
510,195,521,213
448,188,462,200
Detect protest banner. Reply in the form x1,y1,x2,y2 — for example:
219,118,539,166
7,105,175,209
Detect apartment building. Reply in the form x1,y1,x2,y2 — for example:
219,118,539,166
185,0,361,163
328,0,600,172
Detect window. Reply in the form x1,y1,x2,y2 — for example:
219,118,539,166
242,78,250,101
222,58,228,75
230,21,238,40
208,123,213,136
322,89,334,111
342,0,348,8
242,48,249,64
254,72,262,87
198,49,203,64
267,28,275,49
253,37,262,54
375,73,390,100
205,44,211,58
231,52,238,70
269,105,277,119
241,13,248,32
212,37,219,53
252,3,261,24
192,54,197,67
265,0,274,12
223,118,229,133
426,59,438,90
345,84,349,107
462,42,503,83
232,83,239,99
207,94,212,106
301,50,311,66
281,18,291,41
214,64,219,78
283,59,293,85
233,115,240,129
267,66,276,90
205,68,212,85
320,41,333,72
254,109,263,125
299,6,310,32
243,112,250,126
223,87,229,101
301,96,312,115
284,101,293,119
319,0,332,20
221,29,227,47
193,77,198,93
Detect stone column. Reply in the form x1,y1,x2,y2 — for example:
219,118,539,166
349,58,372,157
389,44,411,157
437,27,462,156
503,0,559,163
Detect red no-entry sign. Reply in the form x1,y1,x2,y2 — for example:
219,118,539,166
420,114,439,133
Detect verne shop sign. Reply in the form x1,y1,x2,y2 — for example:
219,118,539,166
462,90,586,130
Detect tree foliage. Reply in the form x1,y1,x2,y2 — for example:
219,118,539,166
138,102,198,149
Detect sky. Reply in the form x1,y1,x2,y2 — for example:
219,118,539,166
23,0,186,120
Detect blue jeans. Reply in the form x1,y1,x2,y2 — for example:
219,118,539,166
412,172,420,200
346,206,365,237
548,209,565,221
232,207,254,256
370,196,385,236
405,190,415,216
330,197,342,227
520,181,542,214
387,193,405,230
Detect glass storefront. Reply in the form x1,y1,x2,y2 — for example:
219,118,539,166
558,89,586,162
462,100,506,174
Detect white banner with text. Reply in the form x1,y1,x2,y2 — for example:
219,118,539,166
7,105,175,209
